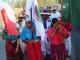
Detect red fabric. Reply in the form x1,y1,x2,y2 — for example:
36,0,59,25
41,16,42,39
62,27,70,38
57,32,64,44
34,40,42,60
1,9,19,35
47,28,64,45
6,41,19,60
59,44,68,59
25,41,36,60
6,41,12,60
65,22,72,31
50,44,67,60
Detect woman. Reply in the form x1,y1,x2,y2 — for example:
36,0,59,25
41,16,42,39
2,29,19,60
47,18,69,60
20,16,42,60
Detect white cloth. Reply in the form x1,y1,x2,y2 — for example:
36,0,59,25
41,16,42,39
49,11,61,21
65,35,71,56
19,40,26,54
16,20,26,54
47,20,51,28
16,20,25,33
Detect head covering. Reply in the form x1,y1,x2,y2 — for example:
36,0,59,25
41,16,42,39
51,18,59,27
25,16,31,22
52,18,59,24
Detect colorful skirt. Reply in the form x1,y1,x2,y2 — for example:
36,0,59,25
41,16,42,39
6,40,19,60
50,43,68,60
25,40,42,60
25,41,36,60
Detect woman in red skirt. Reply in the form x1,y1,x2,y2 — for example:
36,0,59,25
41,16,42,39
47,18,69,60
20,16,42,60
2,29,19,60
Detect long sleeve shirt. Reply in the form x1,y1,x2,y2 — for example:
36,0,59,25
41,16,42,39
47,27,70,45
20,27,37,41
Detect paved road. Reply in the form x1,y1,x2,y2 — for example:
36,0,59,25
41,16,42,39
0,36,6,60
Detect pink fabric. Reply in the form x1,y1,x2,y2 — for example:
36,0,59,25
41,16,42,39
65,22,72,31
47,28,64,45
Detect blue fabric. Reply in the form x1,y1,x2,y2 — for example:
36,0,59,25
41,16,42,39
20,27,37,41
9,35,19,41
43,20,47,29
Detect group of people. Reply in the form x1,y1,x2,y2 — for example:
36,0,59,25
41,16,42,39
43,6,72,60
1,9,43,60
1,6,72,60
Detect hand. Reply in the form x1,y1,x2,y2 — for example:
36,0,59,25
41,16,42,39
58,25,63,33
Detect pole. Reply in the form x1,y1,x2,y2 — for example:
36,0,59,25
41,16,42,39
60,0,62,21
31,7,32,21
30,7,34,39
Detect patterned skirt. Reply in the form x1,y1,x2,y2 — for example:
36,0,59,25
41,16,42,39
50,43,68,60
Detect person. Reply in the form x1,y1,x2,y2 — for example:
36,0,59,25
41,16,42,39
16,17,25,33
16,16,27,60
20,16,42,60
64,20,72,57
16,10,27,33
42,14,50,30
2,28,19,60
49,7,61,21
20,16,37,42
47,18,69,60
41,13,51,57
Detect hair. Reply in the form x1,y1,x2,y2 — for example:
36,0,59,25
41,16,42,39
51,18,59,27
